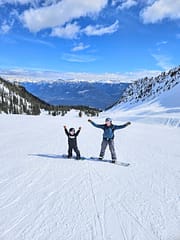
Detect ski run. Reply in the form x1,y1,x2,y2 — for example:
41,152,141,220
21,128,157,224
0,111,179,240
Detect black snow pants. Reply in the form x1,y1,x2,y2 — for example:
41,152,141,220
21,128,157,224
68,142,80,159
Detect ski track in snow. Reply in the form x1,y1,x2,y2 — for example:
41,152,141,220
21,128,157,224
0,114,179,240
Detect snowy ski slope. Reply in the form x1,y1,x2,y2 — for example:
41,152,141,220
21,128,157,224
107,80,180,128
0,112,179,240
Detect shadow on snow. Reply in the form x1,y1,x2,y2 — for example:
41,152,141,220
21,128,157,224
29,153,112,163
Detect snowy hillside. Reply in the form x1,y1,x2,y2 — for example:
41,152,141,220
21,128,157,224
108,66,180,127
0,112,179,240
112,66,180,106
0,77,49,115
21,81,129,110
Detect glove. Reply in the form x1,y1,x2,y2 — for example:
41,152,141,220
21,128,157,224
64,125,67,129
88,119,92,123
79,127,82,130
126,122,131,126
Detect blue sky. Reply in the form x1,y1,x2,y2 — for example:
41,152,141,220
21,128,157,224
0,0,180,82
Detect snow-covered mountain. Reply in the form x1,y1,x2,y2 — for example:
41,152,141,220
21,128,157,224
112,66,180,106
0,77,51,115
107,66,180,127
20,81,129,110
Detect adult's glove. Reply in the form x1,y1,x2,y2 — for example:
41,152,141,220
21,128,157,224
88,119,92,123
126,122,131,126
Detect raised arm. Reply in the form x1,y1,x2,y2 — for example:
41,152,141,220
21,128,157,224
75,127,81,137
88,119,104,129
64,126,69,136
113,122,131,130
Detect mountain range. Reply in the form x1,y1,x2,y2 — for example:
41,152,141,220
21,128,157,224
20,81,129,110
0,77,100,116
1,65,180,122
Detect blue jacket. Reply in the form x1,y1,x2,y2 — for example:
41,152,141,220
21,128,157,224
90,121,127,140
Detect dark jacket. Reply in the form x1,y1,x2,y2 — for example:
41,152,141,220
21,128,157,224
90,121,127,140
64,129,80,147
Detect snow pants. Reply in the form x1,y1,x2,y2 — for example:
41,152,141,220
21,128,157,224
100,139,117,160
68,145,80,159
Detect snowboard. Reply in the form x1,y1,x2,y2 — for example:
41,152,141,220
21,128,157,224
61,154,85,160
61,155,130,167
89,157,130,167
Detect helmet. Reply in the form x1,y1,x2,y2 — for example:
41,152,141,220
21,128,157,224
105,117,112,122
69,128,75,133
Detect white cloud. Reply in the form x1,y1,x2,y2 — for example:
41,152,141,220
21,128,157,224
0,67,161,83
111,0,137,9
50,21,119,39
51,23,80,39
72,42,90,52
83,20,119,36
0,0,38,6
0,22,11,34
152,53,174,70
119,0,137,10
0,20,14,34
21,0,108,32
141,0,180,23
62,53,96,63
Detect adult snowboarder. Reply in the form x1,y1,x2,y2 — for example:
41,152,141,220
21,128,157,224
64,126,81,160
88,118,131,163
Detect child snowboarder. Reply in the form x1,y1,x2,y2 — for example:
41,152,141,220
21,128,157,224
64,126,81,160
88,118,131,163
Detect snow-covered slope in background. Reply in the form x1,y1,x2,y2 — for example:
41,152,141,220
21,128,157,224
113,66,180,106
0,113,179,240
107,66,180,127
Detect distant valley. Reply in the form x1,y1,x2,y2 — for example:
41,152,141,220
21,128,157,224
21,81,129,110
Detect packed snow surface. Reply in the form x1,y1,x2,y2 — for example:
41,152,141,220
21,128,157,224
0,112,179,240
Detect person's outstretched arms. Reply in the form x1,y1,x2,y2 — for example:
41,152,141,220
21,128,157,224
75,127,81,136
114,122,131,130
88,119,104,129
64,125,69,136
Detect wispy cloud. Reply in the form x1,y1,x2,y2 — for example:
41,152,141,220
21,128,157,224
71,42,90,52
62,53,96,63
51,22,80,39
156,41,168,46
83,20,119,36
152,53,174,71
0,0,40,6
17,36,55,48
50,21,119,39
0,20,14,34
119,0,137,10
0,67,161,83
